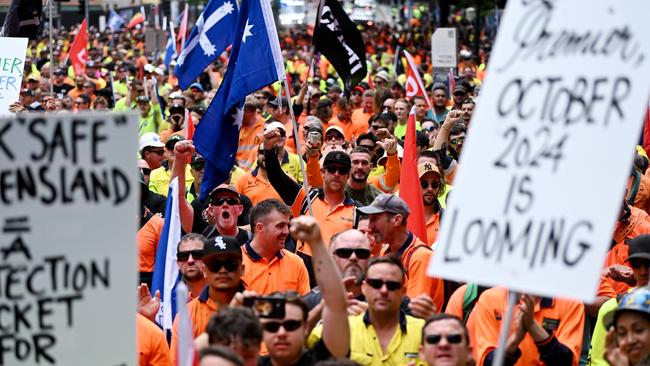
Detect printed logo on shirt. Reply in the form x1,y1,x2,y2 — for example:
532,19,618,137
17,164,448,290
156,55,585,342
542,317,560,333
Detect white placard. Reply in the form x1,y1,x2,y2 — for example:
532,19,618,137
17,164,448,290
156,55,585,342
0,113,138,365
428,0,650,302
0,38,27,116
431,28,457,68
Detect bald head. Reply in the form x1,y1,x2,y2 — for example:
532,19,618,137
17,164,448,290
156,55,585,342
330,229,370,251
330,229,371,277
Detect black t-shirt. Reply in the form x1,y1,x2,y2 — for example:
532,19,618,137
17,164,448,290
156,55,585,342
257,339,332,366
202,226,252,246
53,83,74,97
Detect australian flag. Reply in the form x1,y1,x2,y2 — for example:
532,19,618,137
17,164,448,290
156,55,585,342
194,0,285,200
108,9,125,31
164,25,178,69
174,0,238,90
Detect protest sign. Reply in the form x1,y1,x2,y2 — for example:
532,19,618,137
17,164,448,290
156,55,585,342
431,28,456,69
0,113,138,365
0,38,27,116
428,0,650,302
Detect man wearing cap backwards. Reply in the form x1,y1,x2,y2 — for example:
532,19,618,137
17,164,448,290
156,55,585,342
170,235,246,365
603,287,650,366
171,142,251,245
358,193,445,311
590,234,650,365
264,129,357,252
159,104,187,142
419,162,445,245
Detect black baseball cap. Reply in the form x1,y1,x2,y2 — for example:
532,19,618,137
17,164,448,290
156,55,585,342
627,234,650,261
203,235,242,260
323,150,351,168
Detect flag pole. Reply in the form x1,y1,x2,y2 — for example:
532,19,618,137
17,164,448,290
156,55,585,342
281,78,314,216
493,290,519,366
48,0,54,94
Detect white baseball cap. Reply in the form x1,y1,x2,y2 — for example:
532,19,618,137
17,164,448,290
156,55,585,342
139,132,165,151
264,121,287,134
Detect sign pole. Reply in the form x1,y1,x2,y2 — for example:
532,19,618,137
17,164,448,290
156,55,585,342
281,78,313,216
493,290,519,366
48,0,54,94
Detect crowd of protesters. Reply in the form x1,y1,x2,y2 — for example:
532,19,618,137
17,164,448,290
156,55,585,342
9,5,650,366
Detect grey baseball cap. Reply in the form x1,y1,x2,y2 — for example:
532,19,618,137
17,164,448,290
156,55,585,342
357,194,410,216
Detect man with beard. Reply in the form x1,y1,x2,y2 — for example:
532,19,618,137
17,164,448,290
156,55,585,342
170,235,246,365
176,233,208,299
419,162,445,245
265,129,356,250
430,83,449,124
242,199,310,295
460,99,475,127
359,194,445,312
346,147,383,205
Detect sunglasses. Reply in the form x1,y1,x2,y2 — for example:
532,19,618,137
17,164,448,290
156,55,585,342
383,106,393,110
334,248,371,259
191,162,205,171
210,197,240,206
140,168,151,176
450,137,465,145
365,278,403,291
177,250,204,262
420,180,440,189
325,166,350,175
424,126,438,132
629,258,650,269
262,320,303,333
425,333,463,345
149,149,165,156
204,258,240,272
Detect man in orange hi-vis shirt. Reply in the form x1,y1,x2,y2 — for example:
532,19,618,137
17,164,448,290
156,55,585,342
469,288,584,366
358,194,444,312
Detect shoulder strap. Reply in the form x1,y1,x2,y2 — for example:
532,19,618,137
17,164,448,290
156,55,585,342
462,284,478,323
404,244,432,273
300,189,322,215
627,170,641,206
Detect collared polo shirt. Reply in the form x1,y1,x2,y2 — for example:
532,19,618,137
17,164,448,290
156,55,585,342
290,188,356,253
382,233,444,311
237,117,265,171
234,169,282,206
242,241,310,295
471,287,585,366
308,311,425,366
170,286,220,365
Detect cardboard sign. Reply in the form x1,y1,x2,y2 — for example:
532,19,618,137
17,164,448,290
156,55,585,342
428,0,650,302
0,113,138,365
0,38,27,115
431,28,456,69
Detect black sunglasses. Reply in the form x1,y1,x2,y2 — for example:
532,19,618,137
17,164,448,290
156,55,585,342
450,137,465,145
365,278,403,291
424,126,438,132
420,180,440,189
425,333,463,345
325,166,350,175
204,258,240,273
334,248,371,260
262,320,302,333
177,250,204,262
629,258,650,269
210,197,240,206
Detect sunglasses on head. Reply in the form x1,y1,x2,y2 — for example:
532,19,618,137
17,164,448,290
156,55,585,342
450,137,465,145
210,197,240,206
629,258,650,269
420,180,440,189
425,333,463,345
365,278,403,291
334,248,371,259
204,258,240,272
262,319,302,333
177,250,204,262
325,165,350,175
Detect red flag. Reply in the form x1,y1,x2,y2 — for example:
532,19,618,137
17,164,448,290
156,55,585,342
184,109,195,164
403,50,432,110
399,107,427,242
127,13,145,29
177,6,188,43
69,19,88,75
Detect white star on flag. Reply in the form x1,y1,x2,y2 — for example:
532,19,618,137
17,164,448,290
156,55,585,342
231,106,244,129
242,19,254,43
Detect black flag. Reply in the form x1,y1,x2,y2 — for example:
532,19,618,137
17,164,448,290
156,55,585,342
0,0,41,39
313,0,367,92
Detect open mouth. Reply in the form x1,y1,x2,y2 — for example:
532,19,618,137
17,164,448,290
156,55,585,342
222,211,231,220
